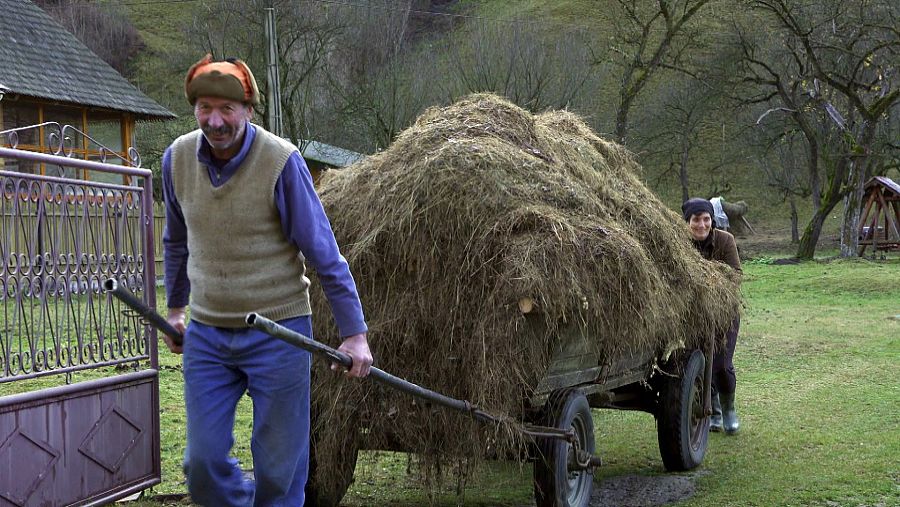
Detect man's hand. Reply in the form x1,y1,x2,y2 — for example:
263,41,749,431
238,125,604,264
164,307,186,354
334,333,373,378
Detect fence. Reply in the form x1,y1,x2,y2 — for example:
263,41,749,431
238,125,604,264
0,148,156,382
0,144,162,506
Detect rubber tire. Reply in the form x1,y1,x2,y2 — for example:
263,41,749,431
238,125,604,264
656,349,710,471
533,389,595,507
304,426,359,507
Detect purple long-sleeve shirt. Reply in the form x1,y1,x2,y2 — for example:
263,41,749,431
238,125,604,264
162,124,367,337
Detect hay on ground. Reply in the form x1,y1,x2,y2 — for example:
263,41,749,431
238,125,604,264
308,93,741,490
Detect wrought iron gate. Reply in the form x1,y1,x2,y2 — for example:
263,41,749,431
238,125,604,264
0,134,160,506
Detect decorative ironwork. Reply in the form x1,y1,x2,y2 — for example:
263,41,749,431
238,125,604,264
0,122,141,168
0,149,154,382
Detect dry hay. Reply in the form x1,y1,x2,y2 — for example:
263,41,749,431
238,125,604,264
308,93,741,491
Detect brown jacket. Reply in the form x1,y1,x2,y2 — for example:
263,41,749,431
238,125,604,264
694,229,741,273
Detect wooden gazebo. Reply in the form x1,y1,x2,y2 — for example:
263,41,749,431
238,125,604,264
858,176,900,256
0,0,174,182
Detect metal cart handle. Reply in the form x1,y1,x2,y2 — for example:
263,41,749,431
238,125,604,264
245,313,576,442
104,279,184,346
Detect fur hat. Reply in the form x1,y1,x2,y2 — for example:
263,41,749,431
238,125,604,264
184,54,260,106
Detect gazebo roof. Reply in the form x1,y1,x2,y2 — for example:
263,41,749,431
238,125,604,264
0,0,174,120
865,176,900,197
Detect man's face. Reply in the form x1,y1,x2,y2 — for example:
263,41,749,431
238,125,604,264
689,212,713,241
194,97,252,158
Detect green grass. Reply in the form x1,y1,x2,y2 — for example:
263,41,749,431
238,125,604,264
2,261,896,506
333,259,900,507
110,257,900,506
458,0,600,24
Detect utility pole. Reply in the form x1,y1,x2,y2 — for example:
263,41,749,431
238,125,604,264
264,7,284,139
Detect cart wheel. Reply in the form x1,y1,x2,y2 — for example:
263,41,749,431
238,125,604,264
534,389,595,507
656,349,709,471
304,425,359,507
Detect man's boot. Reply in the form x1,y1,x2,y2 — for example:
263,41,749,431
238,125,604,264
720,392,740,435
710,393,723,432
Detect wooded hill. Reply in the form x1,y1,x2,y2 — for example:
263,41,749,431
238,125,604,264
43,0,900,259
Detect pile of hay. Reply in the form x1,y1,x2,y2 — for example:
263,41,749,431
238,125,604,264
308,93,740,487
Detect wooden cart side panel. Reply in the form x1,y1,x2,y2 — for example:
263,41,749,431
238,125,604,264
532,325,656,400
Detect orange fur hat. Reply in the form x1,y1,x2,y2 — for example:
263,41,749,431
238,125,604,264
184,54,260,106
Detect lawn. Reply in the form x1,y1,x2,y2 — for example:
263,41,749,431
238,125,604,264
336,258,900,507
5,257,898,506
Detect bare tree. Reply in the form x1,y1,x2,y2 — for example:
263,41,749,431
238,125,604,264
871,103,900,177
638,76,723,202
745,120,812,242
735,0,900,258
596,0,716,144
752,0,900,257
35,0,144,76
319,0,441,151
178,0,450,152
442,20,594,112
185,0,340,145
735,28,832,256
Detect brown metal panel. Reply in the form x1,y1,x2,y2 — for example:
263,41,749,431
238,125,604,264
0,372,160,506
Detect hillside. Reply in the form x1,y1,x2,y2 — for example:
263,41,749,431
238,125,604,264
117,0,858,256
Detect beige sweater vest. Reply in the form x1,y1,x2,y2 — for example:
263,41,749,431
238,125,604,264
170,126,311,327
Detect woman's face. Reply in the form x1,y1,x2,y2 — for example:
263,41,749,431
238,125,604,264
689,212,713,241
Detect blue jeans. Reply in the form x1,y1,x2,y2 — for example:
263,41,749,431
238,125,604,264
182,316,311,507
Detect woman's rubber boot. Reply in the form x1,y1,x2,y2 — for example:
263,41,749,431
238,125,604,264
720,392,740,435
710,393,724,432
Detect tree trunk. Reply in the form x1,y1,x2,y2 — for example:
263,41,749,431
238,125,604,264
796,139,854,259
796,195,843,259
839,160,866,257
789,196,799,243
796,210,827,260
807,137,821,210
614,96,632,145
839,127,876,258
679,143,690,203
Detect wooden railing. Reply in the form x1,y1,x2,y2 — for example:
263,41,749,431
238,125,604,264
153,203,164,283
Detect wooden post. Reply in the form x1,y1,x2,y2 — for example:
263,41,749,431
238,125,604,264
876,190,900,240
857,190,878,256
265,7,284,139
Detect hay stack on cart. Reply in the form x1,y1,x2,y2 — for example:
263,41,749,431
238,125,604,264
306,94,741,505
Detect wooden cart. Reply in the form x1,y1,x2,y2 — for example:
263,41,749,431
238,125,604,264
105,281,712,507
304,320,713,507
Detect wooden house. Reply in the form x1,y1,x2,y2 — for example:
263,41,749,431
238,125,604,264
0,0,174,182
300,139,365,183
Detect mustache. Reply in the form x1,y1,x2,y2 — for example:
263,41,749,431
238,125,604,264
202,124,234,137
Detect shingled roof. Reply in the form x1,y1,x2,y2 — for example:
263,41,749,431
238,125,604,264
300,140,365,168
0,0,174,119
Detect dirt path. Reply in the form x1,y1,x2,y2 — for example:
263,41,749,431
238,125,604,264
592,472,703,506
518,471,703,507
